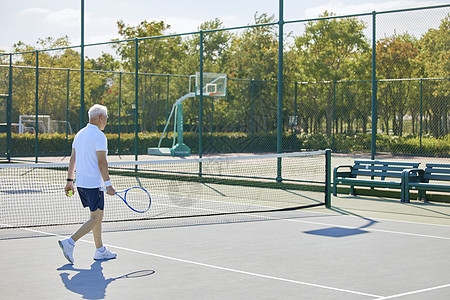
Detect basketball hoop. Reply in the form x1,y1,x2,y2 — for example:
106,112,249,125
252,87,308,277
209,92,220,97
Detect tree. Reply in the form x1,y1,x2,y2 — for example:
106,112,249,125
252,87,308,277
376,33,419,136
224,13,279,133
180,18,232,74
112,20,185,132
416,14,449,137
9,37,78,126
176,19,233,136
292,12,370,136
226,13,278,81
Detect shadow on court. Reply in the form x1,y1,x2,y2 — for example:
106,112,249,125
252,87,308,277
57,261,155,299
305,206,378,238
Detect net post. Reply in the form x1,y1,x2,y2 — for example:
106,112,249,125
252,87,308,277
276,157,282,183
325,149,332,208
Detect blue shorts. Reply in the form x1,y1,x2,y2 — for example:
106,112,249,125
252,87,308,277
77,187,104,211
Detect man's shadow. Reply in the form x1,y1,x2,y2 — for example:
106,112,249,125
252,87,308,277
57,261,154,299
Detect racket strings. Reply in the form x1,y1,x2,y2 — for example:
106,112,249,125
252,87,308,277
117,187,151,213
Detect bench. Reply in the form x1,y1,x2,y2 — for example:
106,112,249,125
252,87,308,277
401,163,450,202
333,160,420,197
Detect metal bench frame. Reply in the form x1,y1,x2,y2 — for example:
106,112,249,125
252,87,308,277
333,160,420,197
401,163,450,203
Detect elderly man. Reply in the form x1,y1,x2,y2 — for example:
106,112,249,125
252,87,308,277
59,104,117,263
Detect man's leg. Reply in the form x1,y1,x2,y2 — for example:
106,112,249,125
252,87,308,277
59,209,105,263
93,209,117,260
59,188,106,263
92,209,104,249
91,209,117,260
71,209,104,242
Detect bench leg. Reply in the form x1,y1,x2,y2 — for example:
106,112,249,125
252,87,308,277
400,184,405,202
401,179,410,203
333,182,338,196
349,185,356,196
418,190,428,202
402,186,410,203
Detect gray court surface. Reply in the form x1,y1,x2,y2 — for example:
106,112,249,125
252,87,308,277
1,194,450,300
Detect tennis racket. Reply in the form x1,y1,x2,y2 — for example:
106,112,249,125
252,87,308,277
103,187,152,213
113,270,155,279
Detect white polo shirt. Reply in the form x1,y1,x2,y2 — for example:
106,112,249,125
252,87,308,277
72,123,108,188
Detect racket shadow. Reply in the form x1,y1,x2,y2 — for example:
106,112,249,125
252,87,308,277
57,261,155,299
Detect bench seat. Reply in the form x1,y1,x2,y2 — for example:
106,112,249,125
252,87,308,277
333,160,420,197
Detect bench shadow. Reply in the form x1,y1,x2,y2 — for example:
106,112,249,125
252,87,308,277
304,206,378,238
337,194,450,220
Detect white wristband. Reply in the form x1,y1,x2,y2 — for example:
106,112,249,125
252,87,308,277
104,180,111,187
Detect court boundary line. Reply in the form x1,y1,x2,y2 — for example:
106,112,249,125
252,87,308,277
344,214,450,228
375,283,450,299
187,211,450,241
326,207,450,228
267,208,450,228
18,226,381,298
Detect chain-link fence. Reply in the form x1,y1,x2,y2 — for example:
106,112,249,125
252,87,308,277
0,4,448,161
290,78,449,157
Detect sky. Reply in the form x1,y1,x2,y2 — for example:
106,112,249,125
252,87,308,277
1,0,448,56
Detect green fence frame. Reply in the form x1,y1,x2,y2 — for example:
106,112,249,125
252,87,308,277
0,2,449,163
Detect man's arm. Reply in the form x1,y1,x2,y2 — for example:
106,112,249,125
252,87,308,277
65,148,76,196
97,150,115,195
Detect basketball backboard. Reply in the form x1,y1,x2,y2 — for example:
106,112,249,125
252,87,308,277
190,72,227,97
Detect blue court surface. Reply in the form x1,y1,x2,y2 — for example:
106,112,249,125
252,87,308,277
1,194,450,299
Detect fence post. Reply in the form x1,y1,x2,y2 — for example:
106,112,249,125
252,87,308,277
134,38,139,161
371,11,378,160
251,79,255,151
66,69,70,154
118,72,122,155
6,54,13,161
332,81,336,152
80,0,85,129
419,78,423,155
294,81,298,121
35,50,39,163
199,31,204,175
166,75,170,120
276,0,284,182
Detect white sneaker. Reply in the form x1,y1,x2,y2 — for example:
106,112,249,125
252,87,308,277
94,247,117,260
58,239,75,263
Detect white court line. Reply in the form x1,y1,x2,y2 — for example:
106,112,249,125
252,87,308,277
16,226,381,298
327,206,450,228
227,211,450,241
4,209,450,298
375,283,450,299
147,195,450,241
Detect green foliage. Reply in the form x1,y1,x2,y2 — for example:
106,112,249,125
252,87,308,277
1,9,449,159
226,13,278,81
3,132,448,157
388,135,450,156
294,11,370,82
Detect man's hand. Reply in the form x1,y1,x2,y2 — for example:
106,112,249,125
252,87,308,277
65,182,75,197
105,185,116,196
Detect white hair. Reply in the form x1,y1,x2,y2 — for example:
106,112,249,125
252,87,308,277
88,104,108,120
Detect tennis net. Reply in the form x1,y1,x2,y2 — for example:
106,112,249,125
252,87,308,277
0,150,331,238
